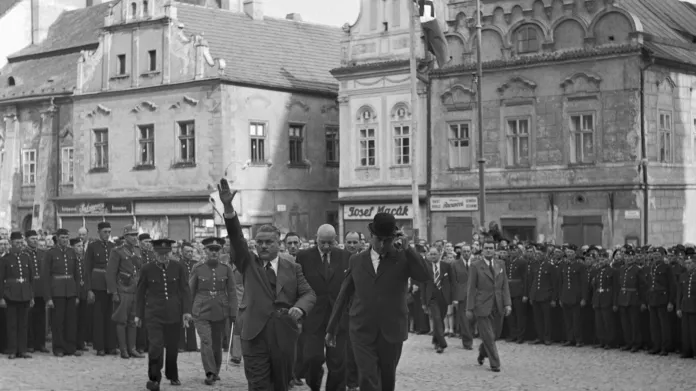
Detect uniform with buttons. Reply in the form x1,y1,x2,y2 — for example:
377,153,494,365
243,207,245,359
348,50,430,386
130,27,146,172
646,253,676,354
617,261,647,350
84,223,118,354
559,258,588,345
20,239,48,352
179,250,199,352
591,264,619,347
676,267,696,356
0,242,35,357
528,257,558,344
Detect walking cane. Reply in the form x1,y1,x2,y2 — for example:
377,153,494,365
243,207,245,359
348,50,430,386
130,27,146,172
225,321,235,370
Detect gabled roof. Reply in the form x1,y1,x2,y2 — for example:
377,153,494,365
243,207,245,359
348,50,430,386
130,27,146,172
0,53,81,101
0,0,22,19
175,3,343,94
8,1,114,60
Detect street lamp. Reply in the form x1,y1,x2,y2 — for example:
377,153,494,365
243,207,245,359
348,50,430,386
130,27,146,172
475,0,487,229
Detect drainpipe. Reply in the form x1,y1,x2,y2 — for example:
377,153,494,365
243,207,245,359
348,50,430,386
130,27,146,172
426,81,432,242
54,99,60,230
639,57,655,245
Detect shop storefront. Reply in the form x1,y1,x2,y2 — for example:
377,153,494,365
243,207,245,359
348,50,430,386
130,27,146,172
429,196,479,243
342,203,414,240
57,201,134,235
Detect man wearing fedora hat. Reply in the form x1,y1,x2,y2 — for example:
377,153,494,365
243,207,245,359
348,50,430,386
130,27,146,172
325,212,431,391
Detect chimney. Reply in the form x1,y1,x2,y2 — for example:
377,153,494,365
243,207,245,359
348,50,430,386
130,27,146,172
86,0,105,6
243,0,263,20
285,13,302,22
31,0,39,44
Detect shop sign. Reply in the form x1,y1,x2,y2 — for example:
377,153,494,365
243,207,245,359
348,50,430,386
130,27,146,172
343,204,413,220
430,196,478,211
58,201,132,215
624,210,640,220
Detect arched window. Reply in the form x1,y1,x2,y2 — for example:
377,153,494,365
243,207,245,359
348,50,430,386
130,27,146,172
7,76,15,86
515,25,540,53
143,0,149,17
130,2,137,18
356,106,377,167
391,103,411,166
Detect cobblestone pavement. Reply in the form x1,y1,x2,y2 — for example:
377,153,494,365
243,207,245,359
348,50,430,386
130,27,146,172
1,335,695,390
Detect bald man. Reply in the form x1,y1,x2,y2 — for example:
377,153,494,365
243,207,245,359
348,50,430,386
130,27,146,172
295,224,352,391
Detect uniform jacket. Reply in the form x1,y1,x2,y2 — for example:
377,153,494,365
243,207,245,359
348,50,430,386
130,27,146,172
591,266,619,309
141,249,157,265
225,215,316,341
451,257,474,301
84,239,115,292
326,245,431,344
21,247,44,298
505,256,527,298
422,260,455,306
646,262,676,307
76,255,89,300
676,270,696,313
0,250,34,301
181,258,197,279
106,244,143,294
296,246,351,335
189,261,238,322
558,261,588,305
466,257,512,317
528,260,559,303
617,264,646,307
42,245,80,301
136,260,192,324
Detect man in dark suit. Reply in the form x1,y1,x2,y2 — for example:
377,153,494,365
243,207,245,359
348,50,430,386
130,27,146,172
466,236,512,372
421,247,454,353
452,244,475,349
218,179,316,391
296,224,351,391
325,212,430,391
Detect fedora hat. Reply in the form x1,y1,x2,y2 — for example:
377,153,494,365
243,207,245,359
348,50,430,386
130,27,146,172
368,212,398,238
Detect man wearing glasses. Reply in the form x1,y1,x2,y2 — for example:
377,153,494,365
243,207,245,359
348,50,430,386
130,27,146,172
466,236,512,372
325,213,430,391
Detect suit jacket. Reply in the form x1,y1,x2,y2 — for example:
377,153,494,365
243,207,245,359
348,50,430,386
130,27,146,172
421,261,454,306
224,215,316,341
451,257,472,302
326,246,431,344
296,246,351,335
466,257,512,317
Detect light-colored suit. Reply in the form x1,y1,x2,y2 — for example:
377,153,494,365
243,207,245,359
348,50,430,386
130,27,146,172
452,257,475,348
466,257,511,370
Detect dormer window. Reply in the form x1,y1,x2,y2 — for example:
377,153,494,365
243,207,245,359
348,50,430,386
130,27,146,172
516,25,540,53
7,77,15,87
130,2,137,18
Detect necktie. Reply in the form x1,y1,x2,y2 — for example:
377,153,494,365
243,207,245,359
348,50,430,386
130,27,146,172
265,262,276,291
489,260,495,277
322,252,331,278
434,264,441,290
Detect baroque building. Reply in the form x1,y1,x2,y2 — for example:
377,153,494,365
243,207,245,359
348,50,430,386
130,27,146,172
1,0,343,239
336,0,696,247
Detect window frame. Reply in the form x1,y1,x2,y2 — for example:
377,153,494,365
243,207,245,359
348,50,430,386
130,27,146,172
447,121,472,169
61,146,74,184
249,121,267,165
21,148,37,185
288,123,306,166
515,25,540,53
176,120,196,166
692,116,696,164
569,112,596,164
658,110,673,163
392,123,411,166
92,128,109,172
325,125,339,166
117,54,127,75
147,50,157,72
358,125,377,167
505,116,532,168
136,124,155,168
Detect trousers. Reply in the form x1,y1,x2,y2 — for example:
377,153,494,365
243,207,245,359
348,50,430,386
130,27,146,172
6,300,30,355
351,331,402,391
345,332,359,388
532,301,552,342
146,322,181,382
619,305,642,348
27,297,46,350
93,290,116,352
179,322,198,351
52,297,78,355
649,305,672,352
477,304,504,370
303,331,347,391
506,297,526,341
76,298,90,349
195,319,224,375
456,301,475,347
562,303,583,343
594,307,616,345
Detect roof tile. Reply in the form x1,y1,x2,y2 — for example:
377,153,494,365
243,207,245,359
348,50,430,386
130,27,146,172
0,0,22,18
0,53,80,100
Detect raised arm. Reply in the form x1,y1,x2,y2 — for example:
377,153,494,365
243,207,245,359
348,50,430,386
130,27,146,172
218,179,251,273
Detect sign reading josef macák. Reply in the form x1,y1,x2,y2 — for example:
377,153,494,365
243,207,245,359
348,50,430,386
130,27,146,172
343,204,413,220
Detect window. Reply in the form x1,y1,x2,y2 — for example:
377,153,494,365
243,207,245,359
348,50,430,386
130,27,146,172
137,124,155,166
506,118,530,166
448,122,471,169
61,147,74,184
93,128,109,170
7,76,15,87
359,127,376,167
22,149,36,184
569,113,595,164
148,50,156,71
562,216,603,247
130,2,137,18
393,125,410,165
516,26,539,53
178,121,195,164
288,124,305,164
692,118,696,163
658,111,672,163
143,0,149,17
117,54,126,75
325,126,339,164
249,122,266,163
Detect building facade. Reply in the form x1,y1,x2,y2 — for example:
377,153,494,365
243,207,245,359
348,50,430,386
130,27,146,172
336,0,696,247
65,0,342,240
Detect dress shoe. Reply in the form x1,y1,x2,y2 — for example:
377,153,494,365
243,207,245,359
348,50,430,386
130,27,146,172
108,349,120,355
659,351,668,356
680,354,693,359
292,379,304,386
462,345,473,350
97,350,106,356
129,350,144,358
74,351,83,356
543,341,552,346
146,380,160,391
27,348,34,353
576,342,584,347
348,388,359,391
630,347,641,353
603,345,612,350
204,374,216,385
19,353,32,359
120,351,130,359
436,346,444,354
54,352,64,357
562,341,574,347
596,344,605,349
170,379,182,386
8,354,16,359
529,339,543,345
477,353,485,365
136,349,145,354
620,345,631,351
648,349,660,355
516,339,525,344
490,367,501,372
230,357,241,365
213,374,220,381
38,347,49,353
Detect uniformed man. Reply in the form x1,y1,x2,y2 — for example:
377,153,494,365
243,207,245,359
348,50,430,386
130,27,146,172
43,228,83,357
591,255,619,349
527,247,558,345
107,225,145,359
646,247,676,355
676,250,696,358
137,232,155,354
179,241,198,352
22,230,49,353
136,239,192,391
72,238,90,351
617,249,647,352
559,246,588,347
0,232,35,359
504,244,528,343
189,237,238,385
85,221,118,356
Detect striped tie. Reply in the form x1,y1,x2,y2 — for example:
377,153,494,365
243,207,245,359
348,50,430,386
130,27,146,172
434,264,441,290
